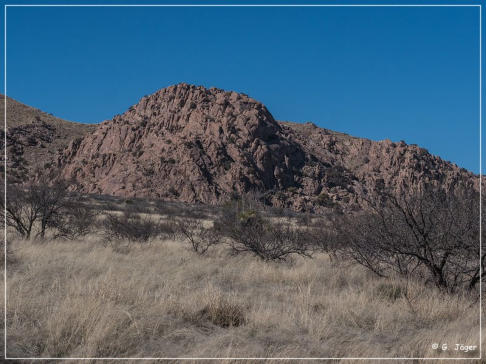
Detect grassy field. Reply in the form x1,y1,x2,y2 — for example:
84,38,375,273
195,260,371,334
3,231,482,362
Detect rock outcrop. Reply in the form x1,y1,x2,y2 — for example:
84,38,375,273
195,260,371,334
58,84,307,205
54,83,479,212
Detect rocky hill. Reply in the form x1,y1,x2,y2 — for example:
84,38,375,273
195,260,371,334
283,121,479,210
53,83,479,213
58,84,306,204
1,95,95,182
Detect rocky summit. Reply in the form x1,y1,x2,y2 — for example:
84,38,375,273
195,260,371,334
58,83,306,204
6,83,480,213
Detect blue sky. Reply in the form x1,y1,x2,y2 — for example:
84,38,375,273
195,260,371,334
4,2,482,173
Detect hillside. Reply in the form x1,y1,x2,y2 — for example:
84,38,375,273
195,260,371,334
0,95,95,181
56,83,478,213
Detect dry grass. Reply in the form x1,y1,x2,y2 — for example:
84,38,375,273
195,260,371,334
3,234,483,362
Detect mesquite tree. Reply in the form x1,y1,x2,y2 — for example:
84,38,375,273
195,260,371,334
334,187,482,292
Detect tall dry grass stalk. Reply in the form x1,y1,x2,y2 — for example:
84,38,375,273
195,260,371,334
3,236,483,362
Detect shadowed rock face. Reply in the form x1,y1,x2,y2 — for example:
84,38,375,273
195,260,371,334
0,95,95,182
11,83,480,212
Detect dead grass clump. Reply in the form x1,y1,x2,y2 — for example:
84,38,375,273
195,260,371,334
199,298,246,328
185,285,247,328
375,282,404,302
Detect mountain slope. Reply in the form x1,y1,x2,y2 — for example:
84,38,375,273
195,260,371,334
283,121,478,204
56,83,478,212
1,95,95,181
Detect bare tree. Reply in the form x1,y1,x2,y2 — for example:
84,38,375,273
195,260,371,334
1,176,98,240
334,187,482,292
1,183,42,239
0,177,71,239
36,179,70,238
229,221,312,261
176,219,220,254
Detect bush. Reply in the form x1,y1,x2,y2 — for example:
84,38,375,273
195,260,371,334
1,178,70,239
215,200,313,261
325,165,352,189
55,204,98,240
176,219,220,254
306,226,336,254
102,211,171,244
334,187,483,292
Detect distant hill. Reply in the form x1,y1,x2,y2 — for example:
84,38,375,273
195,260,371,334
0,95,95,181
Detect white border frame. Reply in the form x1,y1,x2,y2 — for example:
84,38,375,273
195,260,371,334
2,2,482,361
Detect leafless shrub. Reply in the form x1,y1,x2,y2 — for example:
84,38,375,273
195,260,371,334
215,200,313,261
55,204,99,240
176,219,220,254
306,226,339,255
1,177,70,239
102,211,171,244
334,187,482,292
35,178,70,239
1,183,40,239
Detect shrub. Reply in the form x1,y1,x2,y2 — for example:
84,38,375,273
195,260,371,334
55,204,98,240
306,226,336,254
176,219,220,254
325,165,351,188
334,187,483,292
102,211,170,244
2,183,39,239
215,200,313,261
1,178,70,239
